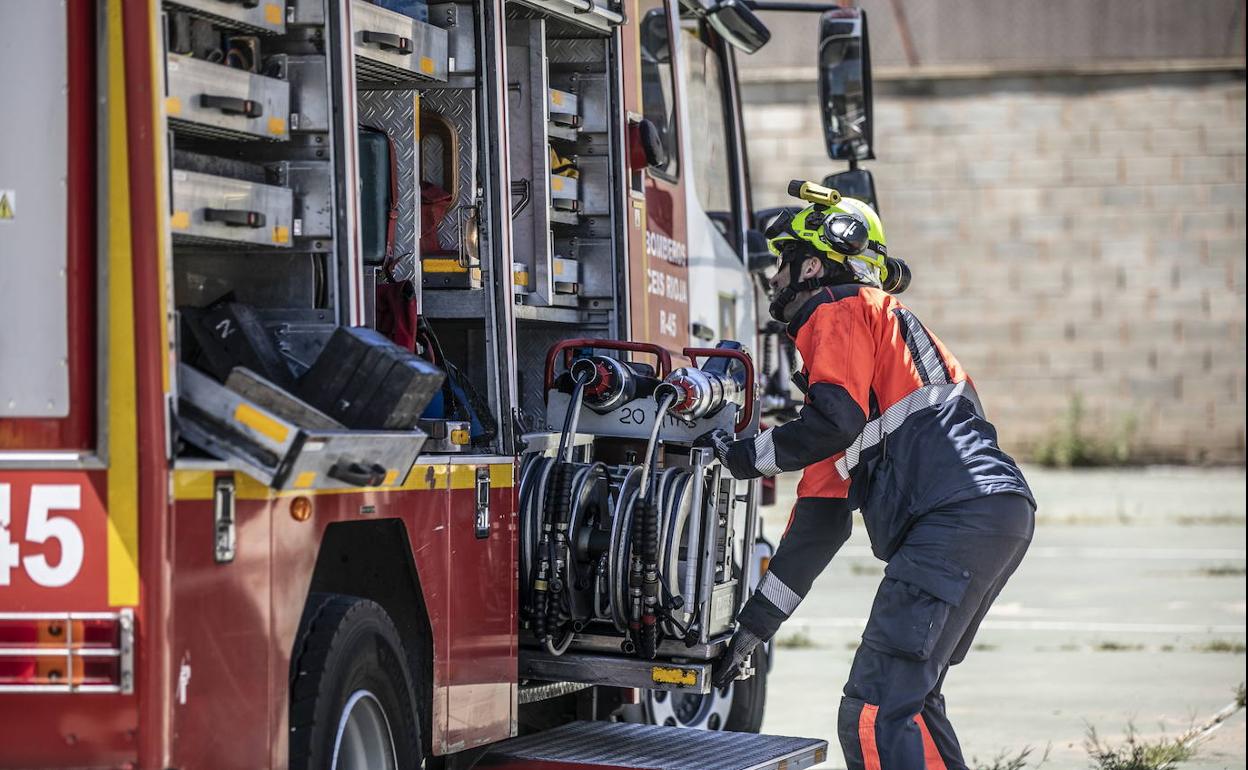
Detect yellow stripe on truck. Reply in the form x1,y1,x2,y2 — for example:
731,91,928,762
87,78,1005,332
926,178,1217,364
171,462,515,501
105,0,140,608
233,403,290,444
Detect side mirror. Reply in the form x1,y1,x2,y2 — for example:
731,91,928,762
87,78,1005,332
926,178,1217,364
821,168,879,213
628,117,669,170
708,0,771,55
746,229,772,273
818,8,874,161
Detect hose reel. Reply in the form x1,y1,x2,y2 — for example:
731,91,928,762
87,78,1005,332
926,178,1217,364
522,338,758,662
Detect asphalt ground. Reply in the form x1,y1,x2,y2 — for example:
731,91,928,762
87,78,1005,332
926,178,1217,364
757,465,1247,770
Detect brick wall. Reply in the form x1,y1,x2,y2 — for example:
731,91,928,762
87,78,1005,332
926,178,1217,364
743,71,1246,463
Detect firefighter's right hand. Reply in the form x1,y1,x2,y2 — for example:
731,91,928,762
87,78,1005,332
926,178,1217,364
695,429,761,481
712,626,762,688
694,428,733,462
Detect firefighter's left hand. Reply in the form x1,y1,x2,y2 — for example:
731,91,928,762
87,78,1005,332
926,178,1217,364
712,627,762,688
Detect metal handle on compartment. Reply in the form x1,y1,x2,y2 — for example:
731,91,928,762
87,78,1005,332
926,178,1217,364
200,94,263,118
222,0,261,7
204,208,266,228
361,30,414,55
327,460,388,488
683,346,756,433
543,338,673,391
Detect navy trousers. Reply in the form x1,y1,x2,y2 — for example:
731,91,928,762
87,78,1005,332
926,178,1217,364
838,493,1034,770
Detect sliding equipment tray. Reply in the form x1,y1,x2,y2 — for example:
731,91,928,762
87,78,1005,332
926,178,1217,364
177,364,427,490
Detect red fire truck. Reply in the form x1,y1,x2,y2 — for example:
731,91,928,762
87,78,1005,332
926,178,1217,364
0,0,876,767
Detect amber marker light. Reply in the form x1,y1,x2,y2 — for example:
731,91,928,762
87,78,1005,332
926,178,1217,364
290,496,312,522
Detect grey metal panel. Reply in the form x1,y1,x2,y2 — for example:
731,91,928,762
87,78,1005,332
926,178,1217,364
170,170,295,248
166,54,291,142
573,73,610,134
547,37,607,68
556,236,612,298
286,55,332,133
173,252,318,308
506,0,624,35
358,90,419,279
351,0,449,84
544,390,736,440
506,19,555,305
577,155,610,216
288,0,327,26
420,89,477,253
428,2,477,74
0,0,69,417
165,0,287,35
283,161,336,239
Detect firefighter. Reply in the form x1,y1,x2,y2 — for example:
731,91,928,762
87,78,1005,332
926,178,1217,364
699,193,1035,770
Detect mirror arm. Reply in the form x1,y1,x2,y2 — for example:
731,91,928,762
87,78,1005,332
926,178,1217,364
744,1,843,11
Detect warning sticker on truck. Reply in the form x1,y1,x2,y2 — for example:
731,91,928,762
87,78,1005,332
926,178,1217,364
650,666,698,687
0,190,15,220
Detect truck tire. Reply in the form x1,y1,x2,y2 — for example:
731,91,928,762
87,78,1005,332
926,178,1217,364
723,657,768,733
289,594,423,770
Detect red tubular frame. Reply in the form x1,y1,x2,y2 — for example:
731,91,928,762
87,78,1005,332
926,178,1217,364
682,347,755,433
543,339,673,392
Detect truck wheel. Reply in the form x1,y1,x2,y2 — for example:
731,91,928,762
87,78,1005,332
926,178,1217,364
289,594,423,770
723,659,768,733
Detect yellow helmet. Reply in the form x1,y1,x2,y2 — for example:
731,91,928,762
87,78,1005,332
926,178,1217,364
765,196,891,288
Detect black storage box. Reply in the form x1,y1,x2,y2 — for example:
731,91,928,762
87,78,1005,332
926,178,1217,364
297,327,445,430
181,301,294,388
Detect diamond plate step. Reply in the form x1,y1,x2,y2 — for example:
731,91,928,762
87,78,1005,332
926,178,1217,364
477,721,829,770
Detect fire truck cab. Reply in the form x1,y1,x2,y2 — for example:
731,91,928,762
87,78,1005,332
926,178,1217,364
0,0,874,767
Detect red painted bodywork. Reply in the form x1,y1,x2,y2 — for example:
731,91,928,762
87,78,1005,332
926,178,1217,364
0,0,96,452
0,471,137,767
1,0,752,765
621,0,690,357
165,475,516,768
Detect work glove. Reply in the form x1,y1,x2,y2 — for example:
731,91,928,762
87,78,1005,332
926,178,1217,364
711,625,763,688
694,428,761,481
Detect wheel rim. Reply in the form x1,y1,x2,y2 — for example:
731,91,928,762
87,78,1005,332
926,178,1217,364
645,683,734,731
332,690,398,770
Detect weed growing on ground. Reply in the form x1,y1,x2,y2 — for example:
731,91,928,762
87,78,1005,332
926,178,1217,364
1175,514,1246,526
1084,724,1196,770
972,744,1049,770
1236,682,1245,708
775,629,818,649
1194,639,1247,654
1095,640,1145,652
1031,395,1137,467
1195,564,1246,577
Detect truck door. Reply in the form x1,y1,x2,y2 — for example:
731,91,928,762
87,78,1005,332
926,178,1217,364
623,0,690,353
676,16,754,349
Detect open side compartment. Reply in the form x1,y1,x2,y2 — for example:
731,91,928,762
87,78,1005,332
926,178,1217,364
165,0,489,477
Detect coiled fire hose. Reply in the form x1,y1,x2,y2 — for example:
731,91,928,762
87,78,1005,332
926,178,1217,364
534,366,594,655
631,391,676,659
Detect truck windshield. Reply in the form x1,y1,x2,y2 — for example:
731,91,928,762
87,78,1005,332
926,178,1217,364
681,21,738,250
